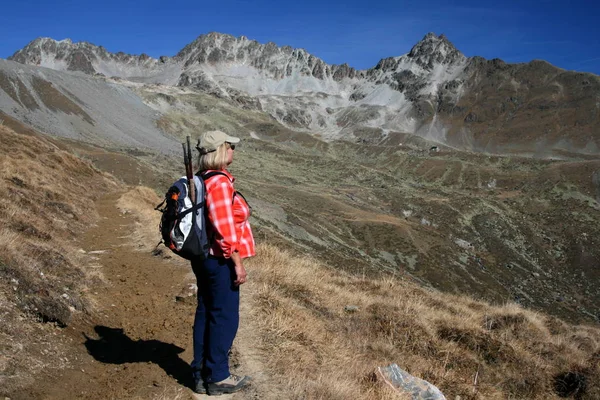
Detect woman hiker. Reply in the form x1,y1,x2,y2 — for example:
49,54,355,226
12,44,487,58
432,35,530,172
191,130,255,395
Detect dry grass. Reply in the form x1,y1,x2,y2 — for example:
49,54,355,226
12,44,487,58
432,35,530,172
0,125,116,392
117,186,163,252
151,387,187,400
245,243,600,400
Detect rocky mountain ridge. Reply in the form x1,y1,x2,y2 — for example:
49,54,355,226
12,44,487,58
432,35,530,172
10,37,166,76
10,32,467,95
7,32,600,156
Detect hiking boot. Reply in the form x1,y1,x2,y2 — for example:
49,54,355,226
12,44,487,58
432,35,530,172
207,374,250,395
194,377,207,394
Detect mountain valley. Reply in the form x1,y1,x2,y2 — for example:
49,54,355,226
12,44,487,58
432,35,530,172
1,31,600,399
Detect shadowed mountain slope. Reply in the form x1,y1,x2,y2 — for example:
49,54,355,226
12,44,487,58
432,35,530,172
0,59,178,151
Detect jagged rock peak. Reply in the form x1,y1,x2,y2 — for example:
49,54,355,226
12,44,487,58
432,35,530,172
9,37,168,76
176,31,317,65
407,32,465,69
12,37,101,57
9,37,102,74
176,32,362,81
10,37,160,64
31,37,74,46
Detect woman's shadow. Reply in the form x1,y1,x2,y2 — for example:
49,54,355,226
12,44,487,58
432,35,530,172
84,325,193,389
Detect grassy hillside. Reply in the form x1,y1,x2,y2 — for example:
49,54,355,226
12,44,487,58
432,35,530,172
0,124,116,392
245,243,600,399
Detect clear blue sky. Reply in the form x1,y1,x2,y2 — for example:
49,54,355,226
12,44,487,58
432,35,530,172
1,0,599,75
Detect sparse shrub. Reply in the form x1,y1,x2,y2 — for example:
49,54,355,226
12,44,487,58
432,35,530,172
545,316,570,335
483,312,526,331
499,366,547,399
437,325,517,365
553,371,588,399
367,302,436,356
0,254,75,327
23,295,71,327
31,245,77,274
44,201,77,219
569,333,597,353
12,220,52,240
8,176,26,187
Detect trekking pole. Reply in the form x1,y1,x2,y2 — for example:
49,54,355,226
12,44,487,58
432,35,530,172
183,137,196,204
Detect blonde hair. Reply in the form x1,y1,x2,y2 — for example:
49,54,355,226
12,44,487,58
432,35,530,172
197,142,229,171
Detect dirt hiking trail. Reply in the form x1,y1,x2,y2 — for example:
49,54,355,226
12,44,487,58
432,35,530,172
17,193,276,400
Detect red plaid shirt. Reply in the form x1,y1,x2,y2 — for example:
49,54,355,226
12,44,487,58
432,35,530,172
203,169,255,259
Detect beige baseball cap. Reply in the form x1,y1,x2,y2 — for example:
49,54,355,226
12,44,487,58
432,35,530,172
196,130,240,154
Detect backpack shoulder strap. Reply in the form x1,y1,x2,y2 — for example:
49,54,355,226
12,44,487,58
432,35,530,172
198,171,235,204
199,170,230,182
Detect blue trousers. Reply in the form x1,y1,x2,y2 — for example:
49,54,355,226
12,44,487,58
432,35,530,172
190,256,240,383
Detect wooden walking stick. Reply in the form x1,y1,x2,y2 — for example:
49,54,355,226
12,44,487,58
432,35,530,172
183,136,196,204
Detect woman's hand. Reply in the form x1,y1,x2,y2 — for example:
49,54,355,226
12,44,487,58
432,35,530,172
234,263,247,286
231,251,247,285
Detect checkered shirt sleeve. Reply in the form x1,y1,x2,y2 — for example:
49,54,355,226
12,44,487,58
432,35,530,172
205,177,238,258
204,171,255,259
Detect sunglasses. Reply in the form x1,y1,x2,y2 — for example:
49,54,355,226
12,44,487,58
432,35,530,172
227,143,236,150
